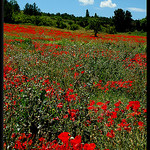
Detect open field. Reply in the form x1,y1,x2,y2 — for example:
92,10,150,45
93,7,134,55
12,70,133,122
4,23,147,149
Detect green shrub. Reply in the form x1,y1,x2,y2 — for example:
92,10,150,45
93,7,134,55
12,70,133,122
56,17,67,29
37,16,54,26
68,21,73,26
70,24,79,30
101,25,117,34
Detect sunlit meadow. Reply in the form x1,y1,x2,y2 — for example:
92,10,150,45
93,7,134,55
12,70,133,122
3,23,147,150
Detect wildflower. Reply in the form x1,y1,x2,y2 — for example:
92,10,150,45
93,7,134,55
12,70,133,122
39,137,45,142
74,72,79,79
63,114,68,119
96,102,103,106
138,121,144,127
114,108,119,112
110,111,117,119
20,89,24,92
101,104,107,110
70,135,82,149
57,103,63,108
89,100,95,106
106,130,115,138
114,100,121,107
88,106,95,110
126,101,141,111
83,143,96,150
11,133,15,138
58,132,70,143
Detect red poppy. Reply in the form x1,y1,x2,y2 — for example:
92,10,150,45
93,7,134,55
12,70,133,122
101,104,107,110
39,137,45,142
89,100,95,106
96,102,103,106
114,101,121,107
74,72,79,79
58,132,70,143
83,143,96,150
70,135,82,149
126,101,141,111
88,106,95,110
57,103,63,108
114,108,119,112
138,121,144,127
11,133,15,138
106,130,115,138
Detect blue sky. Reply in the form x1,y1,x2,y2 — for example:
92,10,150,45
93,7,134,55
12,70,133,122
16,0,146,20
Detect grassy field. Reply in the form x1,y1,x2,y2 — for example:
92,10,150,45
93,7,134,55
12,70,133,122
3,23,147,150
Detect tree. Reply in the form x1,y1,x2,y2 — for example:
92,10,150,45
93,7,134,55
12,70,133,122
140,17,147,32
4,0,13,22
113,9,125,32
33,2,41,15
10,0,20,13
23,3,41,16
23,3,31,15
86,9,90,17
94,13,98,18
4,0,20,23
125,10,132,31
89,17,101,37
56,17,66,29
78,17,89,27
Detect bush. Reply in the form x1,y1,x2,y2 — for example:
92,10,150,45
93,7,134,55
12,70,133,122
70,24,79,30
107,25,116,34
60,22,67,29
37,16,54,26
56,17,67,29
12,12,37,24
12,13,55,27
101,25,116,34
68,21,73,26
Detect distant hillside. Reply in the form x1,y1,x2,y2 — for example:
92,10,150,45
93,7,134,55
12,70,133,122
4,0,147,34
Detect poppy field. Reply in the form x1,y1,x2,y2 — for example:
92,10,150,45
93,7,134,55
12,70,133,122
3,23,147,149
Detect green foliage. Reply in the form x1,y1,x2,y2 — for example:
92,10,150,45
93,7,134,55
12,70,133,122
70,24,79,30
125,10,133,32
56,17,67,29
12,12,35,24
4,0,20,23
60,13,76,20
86,9,90,17
10,0,20,13
113,9,126,32
77,17,89,28
12,13,54,26
37,16,54,26
140,17,147,32
113,9,133,32
23,2,41,16
88,17,101,37
101,25,116,34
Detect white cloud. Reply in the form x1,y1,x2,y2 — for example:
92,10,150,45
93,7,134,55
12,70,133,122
79,0,94,5
100,0,117,8
127,7,146,12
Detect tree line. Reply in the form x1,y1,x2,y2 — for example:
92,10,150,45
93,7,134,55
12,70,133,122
4,0,147,35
